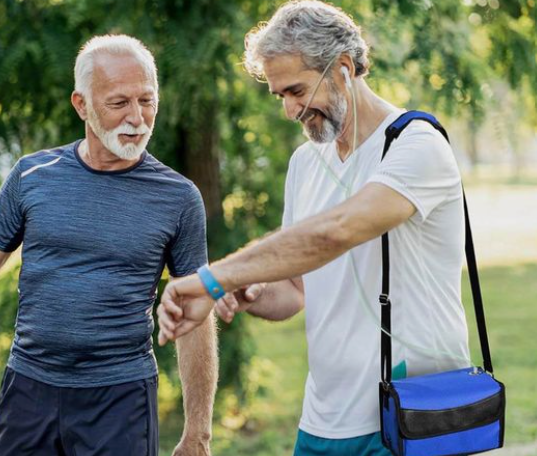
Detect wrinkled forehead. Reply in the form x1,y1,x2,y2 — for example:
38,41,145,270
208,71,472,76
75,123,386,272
91,53,157,97
263,54,320,94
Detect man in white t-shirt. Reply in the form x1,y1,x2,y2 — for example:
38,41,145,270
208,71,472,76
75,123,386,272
156,1,470,454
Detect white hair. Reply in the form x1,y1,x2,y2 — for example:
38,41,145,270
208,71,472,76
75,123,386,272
74,34,158,99
244,0,370,79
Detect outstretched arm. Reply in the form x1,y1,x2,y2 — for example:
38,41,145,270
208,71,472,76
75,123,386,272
158,182,415,339
212,183,414,289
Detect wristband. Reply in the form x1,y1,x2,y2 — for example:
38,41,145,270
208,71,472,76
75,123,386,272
197,265,226,300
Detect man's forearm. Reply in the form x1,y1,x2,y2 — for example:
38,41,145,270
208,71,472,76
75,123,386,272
212,204,350,292
210,183,414,292
247,279,304,321
176,312,218,442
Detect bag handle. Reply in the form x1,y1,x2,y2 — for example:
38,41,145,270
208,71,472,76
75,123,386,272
380,110,494,386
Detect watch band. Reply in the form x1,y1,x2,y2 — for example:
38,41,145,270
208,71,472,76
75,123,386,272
197,265,226,300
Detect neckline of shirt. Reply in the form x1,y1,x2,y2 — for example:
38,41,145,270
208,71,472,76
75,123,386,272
326,110,405,171
73,139,148,175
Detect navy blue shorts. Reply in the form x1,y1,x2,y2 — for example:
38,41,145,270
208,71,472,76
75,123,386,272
0,368,158,456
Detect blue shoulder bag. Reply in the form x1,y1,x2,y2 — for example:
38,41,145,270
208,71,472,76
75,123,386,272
379,111,506,456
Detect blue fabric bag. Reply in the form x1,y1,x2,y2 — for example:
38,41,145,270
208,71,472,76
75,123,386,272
378,111,506,456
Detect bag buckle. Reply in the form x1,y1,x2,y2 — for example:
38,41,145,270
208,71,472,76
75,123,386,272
379,294,390,305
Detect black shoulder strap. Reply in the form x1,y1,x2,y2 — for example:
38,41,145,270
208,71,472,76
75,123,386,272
380,110,493,386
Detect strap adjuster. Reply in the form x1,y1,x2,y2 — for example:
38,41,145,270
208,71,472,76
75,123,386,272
385,125,397,135
379,294,390,305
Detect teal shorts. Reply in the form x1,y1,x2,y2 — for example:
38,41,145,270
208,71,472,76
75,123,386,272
293,429,393,456
294,362,408,455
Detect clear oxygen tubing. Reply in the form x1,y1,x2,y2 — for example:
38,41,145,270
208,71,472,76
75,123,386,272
294,57,473,367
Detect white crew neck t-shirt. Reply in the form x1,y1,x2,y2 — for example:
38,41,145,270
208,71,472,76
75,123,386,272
282,111,471,439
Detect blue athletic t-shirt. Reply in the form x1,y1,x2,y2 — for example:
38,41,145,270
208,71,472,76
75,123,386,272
0,140,208,387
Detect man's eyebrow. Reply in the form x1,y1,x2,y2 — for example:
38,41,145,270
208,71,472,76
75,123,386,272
106,94,129,100
270,83,304,96
107,91,156,100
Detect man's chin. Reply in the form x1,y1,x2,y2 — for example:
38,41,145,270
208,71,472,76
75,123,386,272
108,145,146,161
303,126,339,144
308,137,331,145
107,135,151,161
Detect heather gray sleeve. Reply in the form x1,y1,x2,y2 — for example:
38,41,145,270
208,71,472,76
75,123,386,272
0,161,24,252
167,184,208,277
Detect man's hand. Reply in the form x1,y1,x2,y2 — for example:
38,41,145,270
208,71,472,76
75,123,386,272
172,436,211,456
215,283,267,323
157,274,215,344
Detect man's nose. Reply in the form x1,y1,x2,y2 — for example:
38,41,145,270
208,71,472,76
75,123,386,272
283,98,303,121
125,102,144,127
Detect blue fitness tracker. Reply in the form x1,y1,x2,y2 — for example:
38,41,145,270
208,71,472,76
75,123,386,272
197,265,226,300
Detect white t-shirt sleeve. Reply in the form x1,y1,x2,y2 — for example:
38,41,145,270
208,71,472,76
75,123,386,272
282,151,298,228
367,121,461,223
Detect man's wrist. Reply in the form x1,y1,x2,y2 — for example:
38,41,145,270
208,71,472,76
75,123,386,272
181,429,212,443
197,265,225,299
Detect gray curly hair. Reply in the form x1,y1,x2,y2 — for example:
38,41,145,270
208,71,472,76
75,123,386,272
244,0,370,80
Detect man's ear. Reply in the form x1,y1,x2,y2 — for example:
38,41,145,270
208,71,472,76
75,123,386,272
337,54,356,80
71,92,88,121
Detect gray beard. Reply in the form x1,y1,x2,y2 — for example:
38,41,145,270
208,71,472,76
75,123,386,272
303,90,348,144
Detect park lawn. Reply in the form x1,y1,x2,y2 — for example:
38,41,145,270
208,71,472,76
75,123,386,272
159,313,307,455
463,262,537,444
159,262,537,454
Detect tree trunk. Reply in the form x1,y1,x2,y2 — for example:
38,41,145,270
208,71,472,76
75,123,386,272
181,101,222,220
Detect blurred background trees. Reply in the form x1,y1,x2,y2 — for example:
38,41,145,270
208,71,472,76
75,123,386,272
0,0,535,453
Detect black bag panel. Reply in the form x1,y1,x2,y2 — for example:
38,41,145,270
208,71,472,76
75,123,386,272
390,383,506,440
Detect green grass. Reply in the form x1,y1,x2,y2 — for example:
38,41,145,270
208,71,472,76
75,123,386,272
463,263,537,444
160,262,537,454
159,315,307,455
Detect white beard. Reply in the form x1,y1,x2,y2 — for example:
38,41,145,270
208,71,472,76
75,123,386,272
86,102,153,160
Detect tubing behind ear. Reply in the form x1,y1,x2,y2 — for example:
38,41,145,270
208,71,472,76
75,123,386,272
341,66,352,88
